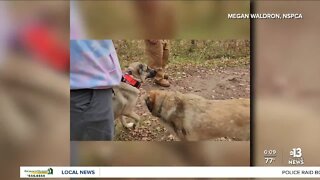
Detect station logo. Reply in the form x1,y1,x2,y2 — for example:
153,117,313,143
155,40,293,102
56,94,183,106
288,148,304,165
24,168,53,178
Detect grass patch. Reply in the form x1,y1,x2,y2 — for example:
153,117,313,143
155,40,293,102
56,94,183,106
170,56,249,68
114,40,250,68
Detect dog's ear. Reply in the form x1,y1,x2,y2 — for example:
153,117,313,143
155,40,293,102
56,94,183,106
174,95,185,115
145,91,157,113
138,64,144,75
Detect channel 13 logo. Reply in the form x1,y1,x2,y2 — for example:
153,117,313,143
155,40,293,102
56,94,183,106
288,148,304,165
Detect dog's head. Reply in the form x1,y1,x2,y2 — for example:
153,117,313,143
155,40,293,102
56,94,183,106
145,90,187,138
145,90,179,118
126,62,156,83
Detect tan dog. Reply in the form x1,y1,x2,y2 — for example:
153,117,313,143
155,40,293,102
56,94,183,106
113,62,156,129
145,90,250,141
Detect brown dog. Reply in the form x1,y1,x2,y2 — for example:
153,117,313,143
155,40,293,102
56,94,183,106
145,90,250,141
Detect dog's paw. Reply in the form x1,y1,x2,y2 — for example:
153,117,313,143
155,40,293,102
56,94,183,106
126,122,135,129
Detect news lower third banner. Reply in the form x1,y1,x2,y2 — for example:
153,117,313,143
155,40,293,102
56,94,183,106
20,166,320,178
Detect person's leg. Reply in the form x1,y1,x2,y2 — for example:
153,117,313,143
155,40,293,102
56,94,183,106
70,89,114,141
145,39,170,87
162,40,170,79
145,40,163,80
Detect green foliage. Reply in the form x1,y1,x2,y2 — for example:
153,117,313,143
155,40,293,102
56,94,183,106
113,40,250,68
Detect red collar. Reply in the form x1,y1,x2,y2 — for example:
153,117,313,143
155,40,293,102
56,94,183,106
121,74,141,89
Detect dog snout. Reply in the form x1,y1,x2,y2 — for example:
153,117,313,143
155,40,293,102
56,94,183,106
146,69,157,78
150,69,157,77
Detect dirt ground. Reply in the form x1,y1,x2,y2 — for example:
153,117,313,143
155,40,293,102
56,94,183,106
115,63,250,141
